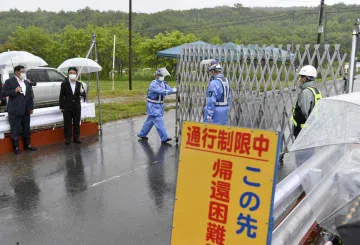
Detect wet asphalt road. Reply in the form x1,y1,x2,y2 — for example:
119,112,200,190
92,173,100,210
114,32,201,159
0,110,295,245
0,111,179,245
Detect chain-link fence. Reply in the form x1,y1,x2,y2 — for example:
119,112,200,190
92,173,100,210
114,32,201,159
175,44,348,152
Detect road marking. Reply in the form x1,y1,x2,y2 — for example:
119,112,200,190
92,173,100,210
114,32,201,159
89,165,149,188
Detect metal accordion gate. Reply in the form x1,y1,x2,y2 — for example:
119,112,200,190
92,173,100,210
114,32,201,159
175,44,348,153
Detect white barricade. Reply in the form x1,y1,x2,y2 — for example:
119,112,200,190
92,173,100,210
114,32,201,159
0,102,96,138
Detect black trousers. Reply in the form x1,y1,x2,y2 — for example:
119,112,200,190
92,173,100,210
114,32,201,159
8,113,31,148
63,110,81,142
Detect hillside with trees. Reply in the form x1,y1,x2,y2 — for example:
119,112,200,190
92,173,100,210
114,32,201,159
0,3,359,77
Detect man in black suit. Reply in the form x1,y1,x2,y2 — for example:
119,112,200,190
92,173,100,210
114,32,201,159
59,67,86,145
2,65,36,154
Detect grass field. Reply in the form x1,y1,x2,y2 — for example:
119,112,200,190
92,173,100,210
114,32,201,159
86,79,176,124
89,102,176,124
87,80,176,100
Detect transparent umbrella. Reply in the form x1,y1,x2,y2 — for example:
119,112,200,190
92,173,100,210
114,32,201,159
273,92,360,245
57,58,102,74
0,51,48,70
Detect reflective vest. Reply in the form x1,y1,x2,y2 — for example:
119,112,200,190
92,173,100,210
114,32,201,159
215,78,230,107
147,95,164,104
291,87,322,138
147,81,165,104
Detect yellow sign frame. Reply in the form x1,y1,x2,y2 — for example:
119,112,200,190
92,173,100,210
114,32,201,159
171,121,281,245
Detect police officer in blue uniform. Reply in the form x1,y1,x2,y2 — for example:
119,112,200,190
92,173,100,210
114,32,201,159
138,68,177,144
204,60,231,125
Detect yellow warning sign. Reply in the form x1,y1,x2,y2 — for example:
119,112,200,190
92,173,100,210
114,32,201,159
171,121,281,245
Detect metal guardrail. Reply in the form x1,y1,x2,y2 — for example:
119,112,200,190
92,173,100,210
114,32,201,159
273,145,341,224
0,102,96,138
272,144,347,244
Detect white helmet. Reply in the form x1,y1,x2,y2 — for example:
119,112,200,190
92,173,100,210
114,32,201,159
298,65,317,79
207,60,223,73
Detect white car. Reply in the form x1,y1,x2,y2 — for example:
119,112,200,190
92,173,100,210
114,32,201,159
0,67,87,109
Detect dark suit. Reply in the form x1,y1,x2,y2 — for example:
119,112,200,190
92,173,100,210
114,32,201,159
59,79,86,142
2,77,34,148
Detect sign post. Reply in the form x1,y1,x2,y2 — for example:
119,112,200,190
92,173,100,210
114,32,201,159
171,121,282,245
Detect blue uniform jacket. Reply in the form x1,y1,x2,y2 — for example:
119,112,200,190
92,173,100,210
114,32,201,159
204,74,231,124
146,79,174,117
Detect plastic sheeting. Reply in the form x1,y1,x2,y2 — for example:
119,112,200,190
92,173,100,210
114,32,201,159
273,146,359,244
318,148,360,235
274,92,360,244
291,92,360,151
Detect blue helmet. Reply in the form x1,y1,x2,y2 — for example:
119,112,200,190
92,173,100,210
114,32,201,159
207,60,223,72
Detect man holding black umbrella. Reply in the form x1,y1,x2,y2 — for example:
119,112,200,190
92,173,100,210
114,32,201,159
59,67,86,145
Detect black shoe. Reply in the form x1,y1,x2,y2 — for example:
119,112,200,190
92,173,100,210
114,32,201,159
161,138,172,144
14,147,20,155
74,140,82,144
65,141,71,145
24,146,37,151
138,136,148,141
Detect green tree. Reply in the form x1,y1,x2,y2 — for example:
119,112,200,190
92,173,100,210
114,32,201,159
140,31,197,75
53,25,93,66
1,26,56,66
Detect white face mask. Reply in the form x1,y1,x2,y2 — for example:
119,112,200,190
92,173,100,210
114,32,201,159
20,72,26,81
69,74,77,81
158,76,165,81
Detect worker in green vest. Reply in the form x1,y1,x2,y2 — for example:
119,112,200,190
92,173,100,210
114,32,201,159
291,65,322,138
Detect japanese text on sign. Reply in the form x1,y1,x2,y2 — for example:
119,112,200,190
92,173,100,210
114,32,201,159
186,126,270,159
171,122,281,245
206,159,233,245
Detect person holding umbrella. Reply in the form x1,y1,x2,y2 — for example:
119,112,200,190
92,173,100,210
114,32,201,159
2,65,36,154
59,67,86,145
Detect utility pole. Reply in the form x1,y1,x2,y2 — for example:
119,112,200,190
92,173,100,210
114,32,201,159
112,35,116,91
128,0,133,90
291,11,296,51
323,14,327,43
316,0,325,45
348,19,360,93
315,0,325,68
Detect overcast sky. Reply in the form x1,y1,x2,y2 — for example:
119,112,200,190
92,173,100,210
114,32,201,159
0,0,359,13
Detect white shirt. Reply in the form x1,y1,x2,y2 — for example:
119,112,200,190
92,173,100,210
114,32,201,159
16,76,26,96
69,79,76,94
